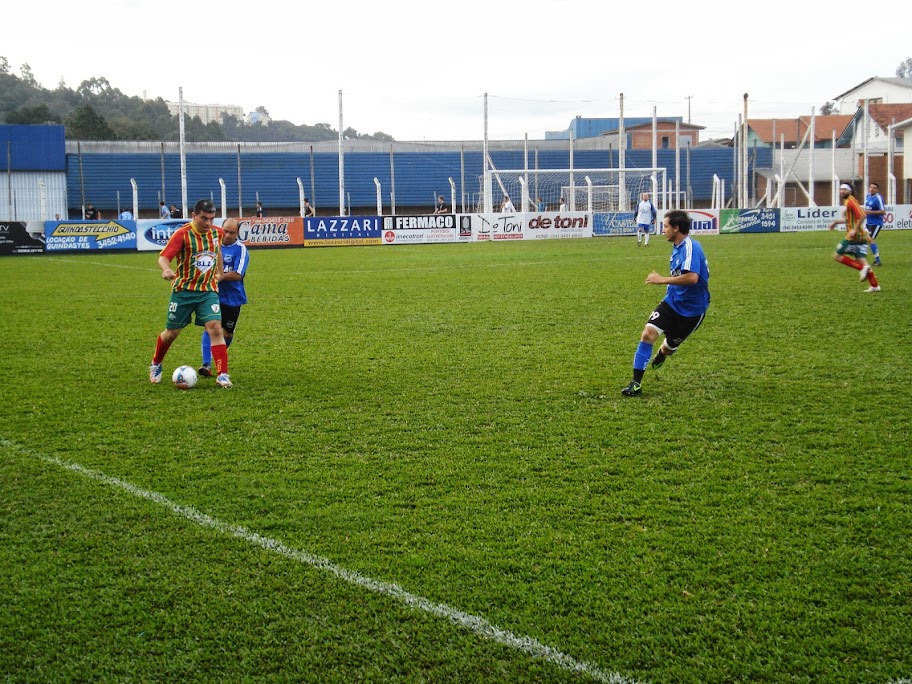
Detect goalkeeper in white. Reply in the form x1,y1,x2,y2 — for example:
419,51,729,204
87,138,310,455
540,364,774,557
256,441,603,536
635,193,657,246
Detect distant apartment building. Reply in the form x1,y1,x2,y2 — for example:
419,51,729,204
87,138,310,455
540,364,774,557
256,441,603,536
165,100,245,125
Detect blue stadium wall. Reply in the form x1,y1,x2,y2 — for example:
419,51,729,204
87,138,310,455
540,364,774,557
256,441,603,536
1,125,67,171
65,146,771,214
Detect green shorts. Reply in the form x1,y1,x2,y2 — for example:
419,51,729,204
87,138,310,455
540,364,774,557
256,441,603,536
835,239,867,259
165,290,222,330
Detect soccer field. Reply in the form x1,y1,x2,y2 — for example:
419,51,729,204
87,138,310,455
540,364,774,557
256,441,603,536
1,232,910,683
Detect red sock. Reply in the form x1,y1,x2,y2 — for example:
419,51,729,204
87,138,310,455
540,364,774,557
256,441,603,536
867,270,879,287
212,344,229,375
838,255,863,270
153,334,173,364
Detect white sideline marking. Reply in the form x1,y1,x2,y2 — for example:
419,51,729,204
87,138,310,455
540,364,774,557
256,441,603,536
46,257,159,271
1,438,642,684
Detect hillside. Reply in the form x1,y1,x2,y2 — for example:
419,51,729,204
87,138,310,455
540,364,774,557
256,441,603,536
0,57,392,143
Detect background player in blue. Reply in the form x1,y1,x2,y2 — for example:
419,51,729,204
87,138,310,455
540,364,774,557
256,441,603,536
864,181,885,266
622,209,710,397
199,218,249,378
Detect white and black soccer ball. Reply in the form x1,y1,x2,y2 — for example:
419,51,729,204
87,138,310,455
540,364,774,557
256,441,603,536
172,365,198,390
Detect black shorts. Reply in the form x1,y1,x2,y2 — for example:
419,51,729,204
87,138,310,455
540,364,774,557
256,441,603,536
220,304,242,333
645,300,705,350
866,223,882,241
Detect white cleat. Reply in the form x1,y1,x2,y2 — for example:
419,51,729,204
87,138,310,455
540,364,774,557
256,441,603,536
859,264,871,281
865,286,881,293
216,373,233,388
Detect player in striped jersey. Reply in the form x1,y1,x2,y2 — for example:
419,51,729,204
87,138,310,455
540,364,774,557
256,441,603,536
829,183,880,293
149,199,233,388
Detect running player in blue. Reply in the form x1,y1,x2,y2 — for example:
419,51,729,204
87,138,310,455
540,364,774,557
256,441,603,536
864,181,885,266
622,209,710,397
199,217,249,378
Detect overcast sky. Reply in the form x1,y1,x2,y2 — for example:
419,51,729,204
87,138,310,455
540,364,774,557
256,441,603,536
5,0,908,141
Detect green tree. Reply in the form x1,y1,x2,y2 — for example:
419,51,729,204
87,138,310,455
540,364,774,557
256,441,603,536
897,57,912,78
0,57,9,75
19,63,39,88
5,103,61,124
65,103,115,139
820,101,837,116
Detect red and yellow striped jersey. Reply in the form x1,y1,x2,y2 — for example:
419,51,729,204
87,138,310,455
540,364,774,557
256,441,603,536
842,195,868,243
160,223,224,292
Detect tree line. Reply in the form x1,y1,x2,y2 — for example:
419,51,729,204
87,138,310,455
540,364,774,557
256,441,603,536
0,57,394,143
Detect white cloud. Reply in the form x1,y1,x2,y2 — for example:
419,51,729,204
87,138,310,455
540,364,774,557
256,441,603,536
5,0,908,141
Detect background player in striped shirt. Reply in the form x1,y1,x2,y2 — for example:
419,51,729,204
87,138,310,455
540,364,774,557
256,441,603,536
149,199,233,387
199,217,248,378
829,183,880,293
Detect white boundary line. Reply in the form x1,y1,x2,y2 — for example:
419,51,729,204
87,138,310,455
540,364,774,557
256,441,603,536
1,438,642,684
43,257,159,271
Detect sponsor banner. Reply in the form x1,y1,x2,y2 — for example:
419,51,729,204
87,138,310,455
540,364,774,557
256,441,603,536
526,212,592,239
780,206,841,232
0,221,45,254
383,214,458,231
475,213,526,240
593,212,636,236
467,213,492,241
461,213,525,241
238,216,303,247
688,209,719,235
381,228,457,245
719,208,780,234
457,214,474,241
884,204,912,230
304,215,382,246
45,220,137,251
137,218,190,251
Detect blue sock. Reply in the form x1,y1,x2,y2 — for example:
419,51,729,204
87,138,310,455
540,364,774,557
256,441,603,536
871,242,879,258
201,331,212,365
634,341,654,371
225,336,233,349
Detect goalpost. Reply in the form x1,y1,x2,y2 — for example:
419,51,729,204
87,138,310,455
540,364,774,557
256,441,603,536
483,167,668,214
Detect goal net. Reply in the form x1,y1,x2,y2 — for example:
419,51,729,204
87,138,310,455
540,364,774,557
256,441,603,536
482,167,667,214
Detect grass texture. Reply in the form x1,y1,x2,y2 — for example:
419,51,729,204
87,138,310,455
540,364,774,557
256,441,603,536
0,231,910,683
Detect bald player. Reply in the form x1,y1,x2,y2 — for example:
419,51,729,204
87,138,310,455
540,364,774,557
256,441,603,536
199,217,250,377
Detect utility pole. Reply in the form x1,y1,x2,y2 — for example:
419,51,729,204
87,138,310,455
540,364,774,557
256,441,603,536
686,95,693,124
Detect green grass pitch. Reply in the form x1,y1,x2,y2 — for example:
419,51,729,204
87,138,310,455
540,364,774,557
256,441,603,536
1,231,910,683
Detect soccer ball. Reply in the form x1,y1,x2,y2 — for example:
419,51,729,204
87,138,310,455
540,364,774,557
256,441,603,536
172,365,198,390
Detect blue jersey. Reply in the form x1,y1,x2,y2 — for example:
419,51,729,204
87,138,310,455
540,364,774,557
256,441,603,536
864,192,885,226
664,236,710,317
219,241,249,307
